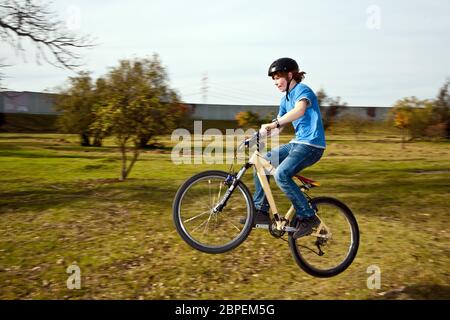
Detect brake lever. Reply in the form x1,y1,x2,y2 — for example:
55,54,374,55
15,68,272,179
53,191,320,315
237,137,251,151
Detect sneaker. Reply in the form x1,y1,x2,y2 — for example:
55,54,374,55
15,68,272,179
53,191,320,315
239,210,270,227
293,215,321,239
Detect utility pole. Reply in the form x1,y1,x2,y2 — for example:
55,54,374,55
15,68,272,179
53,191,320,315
201,72,208,104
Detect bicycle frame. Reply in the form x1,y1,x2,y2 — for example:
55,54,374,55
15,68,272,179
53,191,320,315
250,149,332,239
248,149,296,231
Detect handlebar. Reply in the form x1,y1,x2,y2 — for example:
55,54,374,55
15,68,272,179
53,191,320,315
237,131,263,152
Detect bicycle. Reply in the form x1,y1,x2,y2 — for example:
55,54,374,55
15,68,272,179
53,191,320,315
173,132,359,278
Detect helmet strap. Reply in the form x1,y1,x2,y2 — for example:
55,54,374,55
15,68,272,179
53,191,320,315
285,75,293,101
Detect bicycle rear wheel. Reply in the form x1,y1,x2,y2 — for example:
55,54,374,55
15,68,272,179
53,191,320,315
288,197,359,277
173,170,255,254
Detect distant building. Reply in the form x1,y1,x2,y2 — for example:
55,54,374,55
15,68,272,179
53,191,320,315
0,91,58,115
186,103,390,122
1,91,390,121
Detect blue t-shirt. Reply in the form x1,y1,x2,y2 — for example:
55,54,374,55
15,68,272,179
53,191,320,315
278,83,326,149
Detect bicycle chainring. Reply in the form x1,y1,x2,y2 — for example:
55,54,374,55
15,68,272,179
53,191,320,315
268,220,285,238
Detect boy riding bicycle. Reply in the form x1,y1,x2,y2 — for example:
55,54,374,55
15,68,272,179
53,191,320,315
243,57,326,239
174,71,359,273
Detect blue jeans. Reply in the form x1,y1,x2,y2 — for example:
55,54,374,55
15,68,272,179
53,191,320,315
253,143,324,218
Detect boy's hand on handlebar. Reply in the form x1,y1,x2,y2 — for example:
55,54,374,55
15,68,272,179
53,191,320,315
260,122,277,136
261,123,277,132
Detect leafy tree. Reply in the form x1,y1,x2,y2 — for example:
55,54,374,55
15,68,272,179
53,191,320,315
261,111,277,124
90,77,111,146
339,115,368,138
433,79,450,138
91,55,188,180
316,88,347,129
389,79,450,141
54,71,101,146
392,106,411,148
389,97,435,144
235,111,261,128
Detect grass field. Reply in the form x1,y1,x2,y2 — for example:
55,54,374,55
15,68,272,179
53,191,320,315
0,128,449,300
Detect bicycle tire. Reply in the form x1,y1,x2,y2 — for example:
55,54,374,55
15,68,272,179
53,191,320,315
288,196,360,278
173,170,255,254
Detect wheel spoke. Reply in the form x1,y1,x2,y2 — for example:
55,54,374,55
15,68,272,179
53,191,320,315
183,210,211,223
208,179,212,209
215,182,223,206
203,212,214,234
190,218,208,233
221,215,241,232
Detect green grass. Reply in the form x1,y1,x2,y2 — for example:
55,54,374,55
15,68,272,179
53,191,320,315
0,130,449,300
0,114,59,133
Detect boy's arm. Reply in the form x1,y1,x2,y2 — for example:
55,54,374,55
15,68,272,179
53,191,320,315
260,99,309,134
277,98,309,126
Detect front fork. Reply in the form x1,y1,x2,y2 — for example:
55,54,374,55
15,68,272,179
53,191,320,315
212,163,252,213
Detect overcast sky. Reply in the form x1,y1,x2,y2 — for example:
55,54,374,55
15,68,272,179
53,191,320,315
1,0,449,107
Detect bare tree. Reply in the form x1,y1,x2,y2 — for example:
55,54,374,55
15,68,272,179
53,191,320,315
0,0,93,70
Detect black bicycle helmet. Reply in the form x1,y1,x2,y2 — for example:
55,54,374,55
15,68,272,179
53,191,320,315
268,57,299,101
268,57,299,77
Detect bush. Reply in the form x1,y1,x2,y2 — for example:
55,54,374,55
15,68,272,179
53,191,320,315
389,80,450,140
424,122,448,139
389,97,437,140
337,115,370,136
235,111,261,128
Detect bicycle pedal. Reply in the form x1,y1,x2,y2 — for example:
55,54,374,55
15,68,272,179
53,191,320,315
255,224,270,229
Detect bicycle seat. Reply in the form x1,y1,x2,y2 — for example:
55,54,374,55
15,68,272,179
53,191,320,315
294,175,320,187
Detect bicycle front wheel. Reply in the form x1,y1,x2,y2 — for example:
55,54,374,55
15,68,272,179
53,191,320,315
288,197,359,277
173,170,255,254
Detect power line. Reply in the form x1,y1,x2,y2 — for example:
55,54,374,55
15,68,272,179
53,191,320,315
208,84,272,104
182,91,202,97
178,77,279,105
209,82,274,100
209,80,277,101
180,87,269,105
209,88,269,105
207,93,251,105
207,90,267,105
